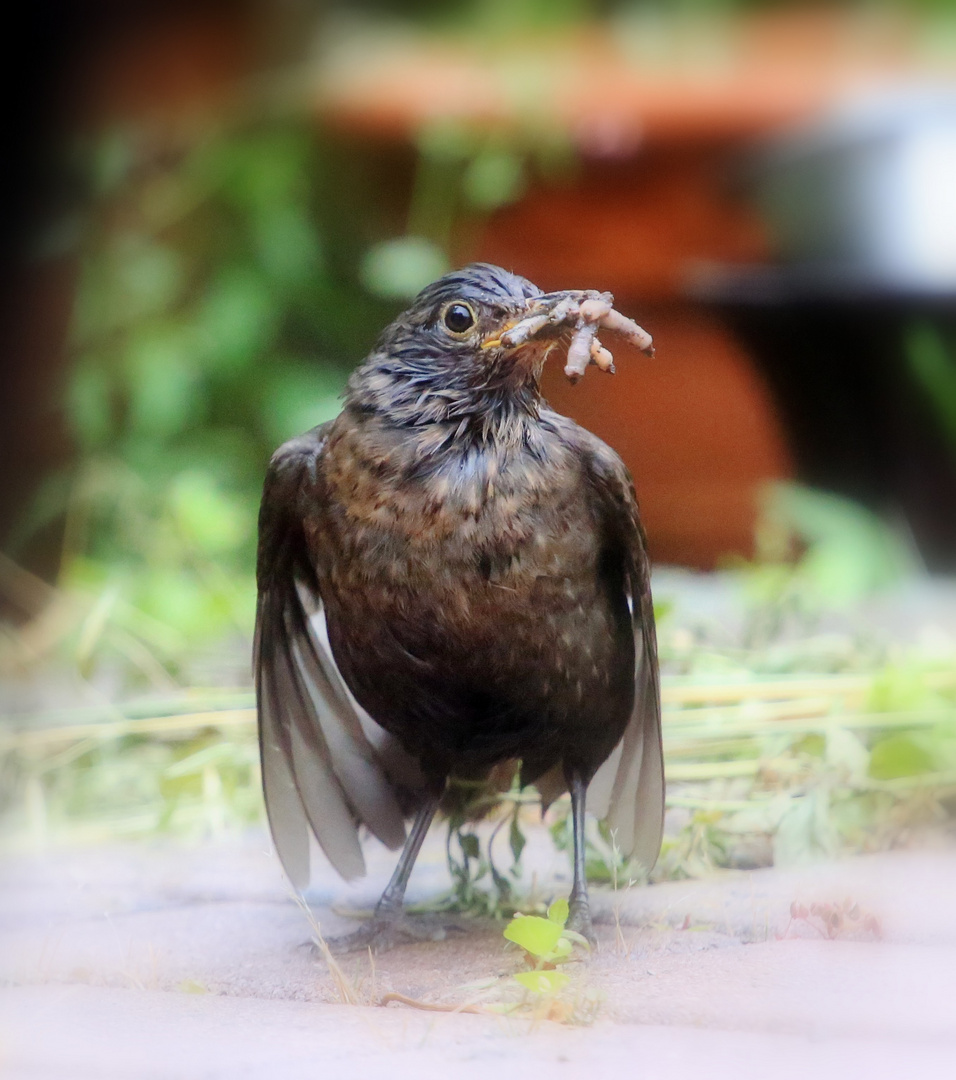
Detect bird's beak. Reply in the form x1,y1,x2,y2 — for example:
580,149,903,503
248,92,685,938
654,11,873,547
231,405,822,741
481,297,554,351
481,318,521,351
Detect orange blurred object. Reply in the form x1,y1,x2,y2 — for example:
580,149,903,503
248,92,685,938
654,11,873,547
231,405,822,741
480,151,793,567
314,7,940,566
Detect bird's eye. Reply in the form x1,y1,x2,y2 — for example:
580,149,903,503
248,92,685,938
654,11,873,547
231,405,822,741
442,302,476,336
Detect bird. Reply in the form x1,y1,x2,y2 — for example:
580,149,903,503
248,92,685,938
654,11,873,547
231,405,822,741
254,263,663,950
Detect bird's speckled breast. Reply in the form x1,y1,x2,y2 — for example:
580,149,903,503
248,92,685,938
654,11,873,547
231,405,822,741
304,408,633,777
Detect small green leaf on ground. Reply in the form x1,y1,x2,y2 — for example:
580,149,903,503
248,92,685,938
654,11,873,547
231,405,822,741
459,832,480,860
514,970,570,995
509,814,526,864
548,898,569,925
868,734,936,780
504,914,563,958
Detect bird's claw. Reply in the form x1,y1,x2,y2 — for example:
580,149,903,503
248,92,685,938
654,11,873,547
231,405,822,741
565,900,597,948
319,912,467,955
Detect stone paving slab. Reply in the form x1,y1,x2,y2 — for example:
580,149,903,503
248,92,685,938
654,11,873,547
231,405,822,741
3,984,956,1080
1,833,955,1078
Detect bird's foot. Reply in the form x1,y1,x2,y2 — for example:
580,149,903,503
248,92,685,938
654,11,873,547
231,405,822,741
319,911,466,955
565,899,597,949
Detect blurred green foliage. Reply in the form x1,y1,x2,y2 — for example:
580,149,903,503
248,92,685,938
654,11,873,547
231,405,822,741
742,482,917,616
18,106,555,681
3,464,953,884
17,1,946,687
3,0,955,933
906,320,956,453
44,123,374,668
338,0,953,29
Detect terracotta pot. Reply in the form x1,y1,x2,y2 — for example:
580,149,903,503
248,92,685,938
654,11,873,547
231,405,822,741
315,9,928,565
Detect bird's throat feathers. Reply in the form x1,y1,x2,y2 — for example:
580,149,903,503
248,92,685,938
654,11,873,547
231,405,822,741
346,345,546,447
342,262,556,460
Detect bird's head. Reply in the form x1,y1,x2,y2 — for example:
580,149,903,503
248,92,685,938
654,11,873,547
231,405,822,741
349,264,563,429
387,263,549,361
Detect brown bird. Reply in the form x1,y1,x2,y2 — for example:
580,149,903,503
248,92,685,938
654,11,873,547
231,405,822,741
254,263,663,949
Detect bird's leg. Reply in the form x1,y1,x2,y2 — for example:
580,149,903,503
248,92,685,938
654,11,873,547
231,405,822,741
327,790,448,954
565,769,597,946
374,791,441,920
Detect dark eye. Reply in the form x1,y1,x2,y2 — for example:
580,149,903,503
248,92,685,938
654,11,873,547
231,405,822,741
442,302,476,335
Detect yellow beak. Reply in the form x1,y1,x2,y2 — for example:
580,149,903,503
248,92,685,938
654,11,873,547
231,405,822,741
481,318,521,351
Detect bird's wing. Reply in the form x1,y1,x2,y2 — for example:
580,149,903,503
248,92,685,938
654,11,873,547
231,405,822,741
254,425,411,889
581,442,665,873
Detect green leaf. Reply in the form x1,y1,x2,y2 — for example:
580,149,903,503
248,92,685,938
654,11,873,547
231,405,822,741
652,598,674,623
462,150,526,211
220,132,308,211
490,864,512,902
360,236,449,301
124,328,198,438
513,970,570,995
757,482,914,606
133,567,219,639
254,203,321,285
262,363,345,444
167,472,248,555
548,813,572,852
868,734,936,780
548,936,573,961
905,321,956,448
112,237,184,321
416,120,478,164
560,929,592,950
68,362,113,447
503,914,563,957
459,832,480,861
825,727,870,784
509,814,527,865
547,898,569,926
772,790,835,867
793,733,826,758
196,267,277,373
867,666,938,713
91,130,134,195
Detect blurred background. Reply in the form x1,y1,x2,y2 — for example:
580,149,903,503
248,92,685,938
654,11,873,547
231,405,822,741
1,0,955,882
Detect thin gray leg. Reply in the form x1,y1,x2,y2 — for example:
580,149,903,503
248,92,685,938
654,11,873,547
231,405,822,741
565,770,596,944
325,789,456,952
375,792,441,917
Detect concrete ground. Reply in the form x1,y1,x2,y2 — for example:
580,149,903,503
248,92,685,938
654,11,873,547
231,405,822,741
2,827,955,1079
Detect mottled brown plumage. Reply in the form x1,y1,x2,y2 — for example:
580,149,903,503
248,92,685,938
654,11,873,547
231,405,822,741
255,264,663,948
